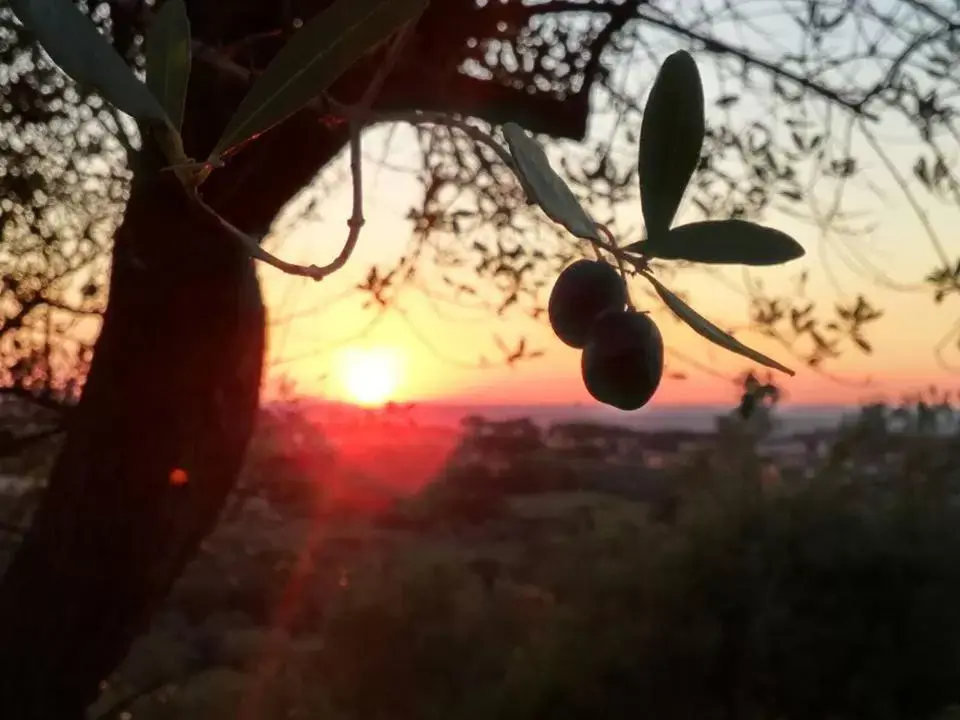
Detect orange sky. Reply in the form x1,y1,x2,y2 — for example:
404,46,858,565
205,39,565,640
255,56,960,410
257,154,959,409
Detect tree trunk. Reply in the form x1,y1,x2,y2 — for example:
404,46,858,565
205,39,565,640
0,147,266,718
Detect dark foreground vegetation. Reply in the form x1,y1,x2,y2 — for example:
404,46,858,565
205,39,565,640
2,0,959,714
3,396,959,720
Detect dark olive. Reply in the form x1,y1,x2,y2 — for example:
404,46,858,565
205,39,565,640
581,309,664,411
548,259,627,349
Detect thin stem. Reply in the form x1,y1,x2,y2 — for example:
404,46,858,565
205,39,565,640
596,223,634,309
333,124,366,277
193,104,521,280
335,103,519,171
858,118,950,266
190,24,650,284
191,186,362,281
187,21,426,279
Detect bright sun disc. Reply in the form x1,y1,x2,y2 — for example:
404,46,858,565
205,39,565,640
337,347,402,407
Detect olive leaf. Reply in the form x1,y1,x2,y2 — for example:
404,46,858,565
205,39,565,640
503,123,601,242
208,0,428,163
145,0,192,133
643,273,795,376
10,0,170,126
625,219,805,266
638,50,705,238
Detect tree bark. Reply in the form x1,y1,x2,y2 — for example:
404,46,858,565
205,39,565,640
0,148,266,718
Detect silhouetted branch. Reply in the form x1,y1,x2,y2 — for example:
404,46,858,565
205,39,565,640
638,9,880,120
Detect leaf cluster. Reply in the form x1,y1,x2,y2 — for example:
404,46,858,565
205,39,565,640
503,51,805,376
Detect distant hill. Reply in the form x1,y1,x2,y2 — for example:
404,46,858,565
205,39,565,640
270,398,850,436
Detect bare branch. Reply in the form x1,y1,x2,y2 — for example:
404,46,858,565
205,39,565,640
857,117,951,266
639,8,881,121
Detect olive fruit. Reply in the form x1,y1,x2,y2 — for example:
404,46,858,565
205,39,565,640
548,259,628,348
581,308,664,411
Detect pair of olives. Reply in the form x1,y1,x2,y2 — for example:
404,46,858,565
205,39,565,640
548,260,664,411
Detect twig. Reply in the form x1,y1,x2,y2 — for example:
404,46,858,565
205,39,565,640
191,23,639,282
330,105,641,272
190,38,516,170
191,190,357,281
640,7,881,121
358,20,415,107
597,222,629,281
327,125,365,278
302,22,420,283
189,23,428,280
857,118,950,266
193,87,520,282
344,106,518,171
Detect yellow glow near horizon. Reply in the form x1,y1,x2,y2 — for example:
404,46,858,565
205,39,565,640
259,110,960,408
335,346,404,407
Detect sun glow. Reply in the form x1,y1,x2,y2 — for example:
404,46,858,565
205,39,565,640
336,346,404,407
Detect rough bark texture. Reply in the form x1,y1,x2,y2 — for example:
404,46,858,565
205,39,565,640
0,0,604,716
0,151,267,718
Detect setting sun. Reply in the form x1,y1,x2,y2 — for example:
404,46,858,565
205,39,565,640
336,346,404,407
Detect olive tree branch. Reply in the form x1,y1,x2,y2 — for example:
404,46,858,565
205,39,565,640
190,128,363,282
188,22,422,281
857,117,950,266
188,17,643,281
303,19,420,277
332,103,519,171
639,6,881,121
324,126,365,277
193,104,523,280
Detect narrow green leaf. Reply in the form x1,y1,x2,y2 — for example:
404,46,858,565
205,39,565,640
145,0,192,132
209,0,428,163
10,0,169,125
638,50,705,237
625,219,806,266
644,273,795,376
503,123,600,242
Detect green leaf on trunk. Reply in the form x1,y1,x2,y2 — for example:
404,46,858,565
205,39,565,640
638,50,705,238
208,0,428,163
145,0,192,132
10,0,169,125
644,273,795,376
625,219,805,266
503,123,600,242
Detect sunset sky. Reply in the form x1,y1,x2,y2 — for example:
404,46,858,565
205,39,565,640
254,11,960,410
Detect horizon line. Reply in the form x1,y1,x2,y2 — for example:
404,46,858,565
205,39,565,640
268,396,867,411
